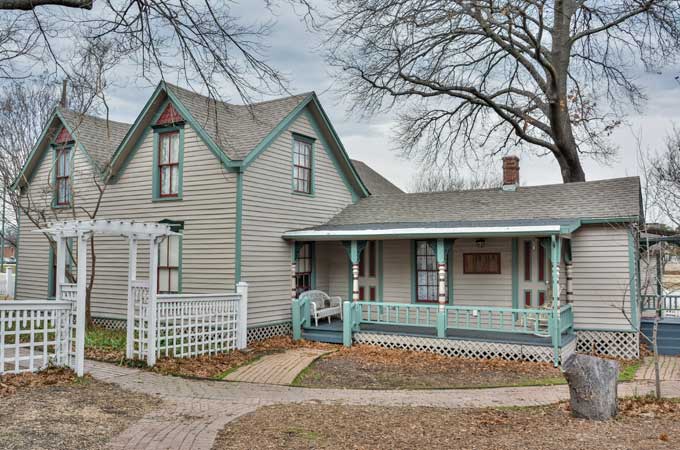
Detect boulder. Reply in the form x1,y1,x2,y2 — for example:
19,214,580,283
562,353,619,420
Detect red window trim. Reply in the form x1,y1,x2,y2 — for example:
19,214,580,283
415,240,438,303
525,290,532,307
55,145,71,206
158,131,180,198
538,243,546,282
523,241,532,281
368,241,376,277
538,291,546,306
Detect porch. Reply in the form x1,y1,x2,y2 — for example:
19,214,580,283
292,299,575,366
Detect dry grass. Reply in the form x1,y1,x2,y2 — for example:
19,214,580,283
0,370,160,450
0,366,78,397
214,398,680,450
295,344,565,389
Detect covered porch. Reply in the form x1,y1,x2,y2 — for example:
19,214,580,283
285,224,577,366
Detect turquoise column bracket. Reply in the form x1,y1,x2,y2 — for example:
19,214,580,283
436,238,446,264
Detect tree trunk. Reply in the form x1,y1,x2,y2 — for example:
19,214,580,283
550,0,587,183
653,313,662,399
562,354,619,420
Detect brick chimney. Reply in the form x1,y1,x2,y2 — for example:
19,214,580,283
502,156,519,191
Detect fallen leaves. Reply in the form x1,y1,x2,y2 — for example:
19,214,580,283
0,366,79,397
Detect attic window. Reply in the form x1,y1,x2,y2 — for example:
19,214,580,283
156,103,183,126
55,144,71,206
293,134,314,194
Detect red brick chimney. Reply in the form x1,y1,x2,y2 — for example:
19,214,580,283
502,156,519,191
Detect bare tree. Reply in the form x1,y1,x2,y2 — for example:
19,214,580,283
322,0,680,182
649,128,680,229
411,164,501,192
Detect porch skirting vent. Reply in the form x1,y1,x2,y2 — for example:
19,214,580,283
354,332,577,365
247,321,293,343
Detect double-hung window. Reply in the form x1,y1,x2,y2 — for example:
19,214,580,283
158,234,181,294
295,243,313,297
55,145,71,206
158,131,180,198
415,240,438,303
293,136,313,194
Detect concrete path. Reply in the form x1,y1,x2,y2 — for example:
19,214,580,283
87,360,680,450
636,355,680,381
224,348,329,385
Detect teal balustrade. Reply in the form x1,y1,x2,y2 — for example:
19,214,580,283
641,294,680,314
291,295,310,341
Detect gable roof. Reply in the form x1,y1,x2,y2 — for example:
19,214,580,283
12,108,131,188
287,176,642,235
165,83,310,161
58,108,131,172
350,160,403,195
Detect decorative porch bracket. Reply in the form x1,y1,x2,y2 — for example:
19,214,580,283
435,239,454,338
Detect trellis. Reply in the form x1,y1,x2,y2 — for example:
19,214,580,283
37,219,248,372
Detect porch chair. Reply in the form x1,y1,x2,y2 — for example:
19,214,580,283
301,290,343,326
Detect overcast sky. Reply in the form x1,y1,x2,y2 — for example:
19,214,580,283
101,3,680,192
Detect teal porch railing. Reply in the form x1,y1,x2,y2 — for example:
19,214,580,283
641,294,680,314
291,295,311,340
341,301,575,366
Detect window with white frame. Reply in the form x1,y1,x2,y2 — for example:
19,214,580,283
158,131,180,198
293,136,313,194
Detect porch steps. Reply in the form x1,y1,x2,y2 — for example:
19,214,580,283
301,327,343,344
641,319,680,356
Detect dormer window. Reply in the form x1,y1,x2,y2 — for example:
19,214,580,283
292,134,314,194
158,131,180,197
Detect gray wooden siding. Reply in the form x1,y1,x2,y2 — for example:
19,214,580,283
17,121,237,319
382,240,411,302
241,110,354,326
570,224,633,330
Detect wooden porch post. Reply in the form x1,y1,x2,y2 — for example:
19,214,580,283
436,239,447,338
350,240,360,302
290,240,297,302
74,232,88,377
550,235,562,366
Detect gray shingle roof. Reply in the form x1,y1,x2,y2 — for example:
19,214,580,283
166,83,310,160
59,108,131,172
351,160,403,195
307,176,641,230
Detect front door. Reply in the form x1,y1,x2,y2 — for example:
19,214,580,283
358,241,378,301
519,238,549,308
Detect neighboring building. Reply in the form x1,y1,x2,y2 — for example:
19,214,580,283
13,81,643,363
3,246,14,260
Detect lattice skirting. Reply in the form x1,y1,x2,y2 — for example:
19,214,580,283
354,332,574,365
92,317,126,330
575,330,639,359
247,321,292,343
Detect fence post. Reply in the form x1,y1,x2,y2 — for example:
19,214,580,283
147,238,159,367
74,233,88,377
5,267,13,298
292,298,301,341
236,282,248,349
343,301,353,347
126,238,137,359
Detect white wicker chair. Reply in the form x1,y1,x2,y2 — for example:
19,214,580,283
301,290,343,326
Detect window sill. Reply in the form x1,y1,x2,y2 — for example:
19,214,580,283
292,190,315,198
152,196,183,203
52,204,71,210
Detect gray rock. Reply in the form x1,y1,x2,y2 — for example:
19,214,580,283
562,353,619,420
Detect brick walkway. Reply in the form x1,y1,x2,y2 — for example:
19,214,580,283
224,348,329,385
86,360,680,450
636,356,680,381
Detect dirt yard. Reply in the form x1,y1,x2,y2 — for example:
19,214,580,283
213,399,680,450
0,368,160,450
294,345,566,389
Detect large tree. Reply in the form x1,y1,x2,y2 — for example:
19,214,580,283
323,0,680,182
649,128,680,229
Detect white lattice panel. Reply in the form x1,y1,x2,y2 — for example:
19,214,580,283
247,322,292,343
575,330,639,359
353,332,558,364
92,317,126,330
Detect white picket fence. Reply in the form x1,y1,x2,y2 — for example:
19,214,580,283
0,301,74,374
0,268,15,298
128,282,248,363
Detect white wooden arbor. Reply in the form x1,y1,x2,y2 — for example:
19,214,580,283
39,219,178,372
